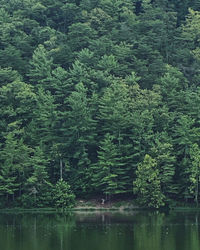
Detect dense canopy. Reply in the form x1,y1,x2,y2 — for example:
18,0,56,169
0,0,200,208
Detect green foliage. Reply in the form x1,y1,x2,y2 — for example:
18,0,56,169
0,128,31,204
0,0,200,208
23,146,52,208
133,154,165,208
151,133,176,197
92,133,126,197
188,143,200,205
28,44,53,86
53,179,75,209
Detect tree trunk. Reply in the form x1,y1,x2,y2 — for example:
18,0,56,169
195,177,198,207
60,159,63,180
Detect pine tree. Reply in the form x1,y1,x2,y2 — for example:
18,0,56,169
92,133,126,198
0,80,36,141
62,82,96,194
28,44,53,86
151,132,176,198
24,146,52,207
0,67,21,87
0,129,31,203
172,115,199,198
188,143,200,206
98,81,131,145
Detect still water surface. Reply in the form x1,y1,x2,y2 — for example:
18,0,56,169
0,211,200,250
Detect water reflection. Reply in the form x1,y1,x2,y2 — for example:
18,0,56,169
0,211,200,250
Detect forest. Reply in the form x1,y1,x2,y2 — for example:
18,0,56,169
0,0,200,209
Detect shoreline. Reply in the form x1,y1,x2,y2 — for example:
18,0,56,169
0,199,200,213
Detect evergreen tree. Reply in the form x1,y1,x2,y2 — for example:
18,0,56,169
92,133,126,198
28,44,53,86
0,0,200,208
0,128,31,204
22,146,52,207
0,67,21,87
172,115,199,198
151,132,176,198
188,143,200,206
62,82,96,194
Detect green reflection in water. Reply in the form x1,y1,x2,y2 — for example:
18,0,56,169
0,211,200,250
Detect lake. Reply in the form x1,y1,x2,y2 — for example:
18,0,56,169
0,210,200,250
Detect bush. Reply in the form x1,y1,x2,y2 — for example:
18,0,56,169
53,179,75,209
